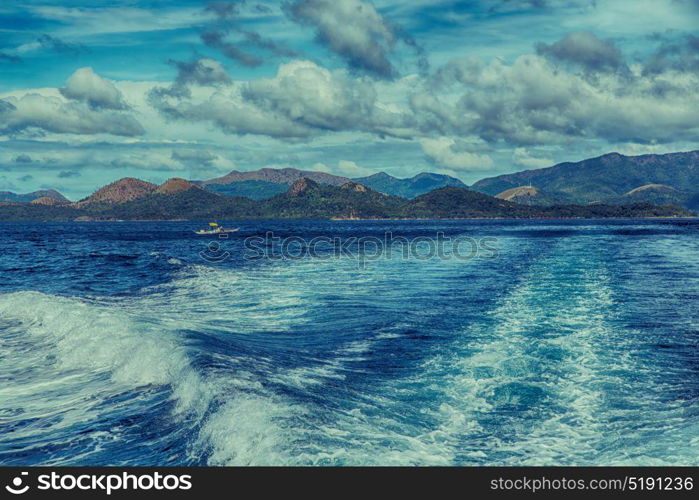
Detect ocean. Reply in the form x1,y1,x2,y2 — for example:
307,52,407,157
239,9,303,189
1,219,698,466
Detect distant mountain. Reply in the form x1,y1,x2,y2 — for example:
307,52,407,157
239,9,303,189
259,179,404,218
30,196,69,206
472,150,699,207
205,181,288,200
401,186,692,219
0,177,692,221
401,187,538,218
202,168,469,200
609,184,691,207
0,189,69,204
201,167,353,201
495,186,565,206
154,178,199,195
354,172,468,198
79,178,257,220
204,168,351,186
76,178,157,206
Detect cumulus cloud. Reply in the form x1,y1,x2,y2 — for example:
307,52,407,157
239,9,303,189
173,58,232,87
150,60,410,139
245,60,377,130
0,93,144,137
420,137,494,171
536,31,627,73
149,79,315,138
411,53,699,145
60,67,128,110
285,0,399,78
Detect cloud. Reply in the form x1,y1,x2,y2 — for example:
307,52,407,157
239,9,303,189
200,1,296,67
412,53,699,145
14,154,33,163
420,137,494,171
311,160,373,177
0,176,18,191
335,159,373,177
488,0,594,11
58,170,81,178
150,59,410,139
0,93,144,137
149,79,315,139
536,31,627,73
244,60,378,131
643,35,699,75
60,67,128,110
205,1,245,18
201,30,263,67
171,58,232,87
171,149,219,166
36,34,87,55
0,52,21,63
18,174,34,182
285,0,398,78
513,148,553,168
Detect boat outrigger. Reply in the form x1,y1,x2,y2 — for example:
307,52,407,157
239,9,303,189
194,222,239,235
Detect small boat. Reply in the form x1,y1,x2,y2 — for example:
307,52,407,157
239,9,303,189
194,222,239,235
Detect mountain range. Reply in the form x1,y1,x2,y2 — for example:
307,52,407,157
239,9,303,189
2,149,699,220
0,189,68,204
0,176,691,222
199,168,467,200
471,150,699,209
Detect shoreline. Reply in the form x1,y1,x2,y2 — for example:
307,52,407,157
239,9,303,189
1,215,697,223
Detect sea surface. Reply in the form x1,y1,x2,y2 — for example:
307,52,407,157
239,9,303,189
0,219,698,466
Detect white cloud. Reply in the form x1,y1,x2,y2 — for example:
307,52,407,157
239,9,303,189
335,160,374,177
61,67,128,110
512,148,553,168
150,59,411,139
245,60,377,130
420,137,494,171
0,93,144,137
413,54,699,145
311,160,374,177
286,0,398,77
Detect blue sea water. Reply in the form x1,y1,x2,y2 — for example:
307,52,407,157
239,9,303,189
0,219,698,466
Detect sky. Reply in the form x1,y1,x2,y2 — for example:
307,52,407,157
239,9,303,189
1,0,699,199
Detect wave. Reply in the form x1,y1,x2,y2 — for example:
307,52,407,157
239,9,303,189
1,233,697,466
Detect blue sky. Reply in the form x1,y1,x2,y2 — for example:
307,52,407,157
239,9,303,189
1,0,699,199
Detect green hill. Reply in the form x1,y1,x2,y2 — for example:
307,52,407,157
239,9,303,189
472,150,699,208
259,179,405,218
205,180,288,200
354,172,468,198
0,178,692,221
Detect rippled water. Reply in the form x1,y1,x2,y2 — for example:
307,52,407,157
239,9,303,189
1,219,698,465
